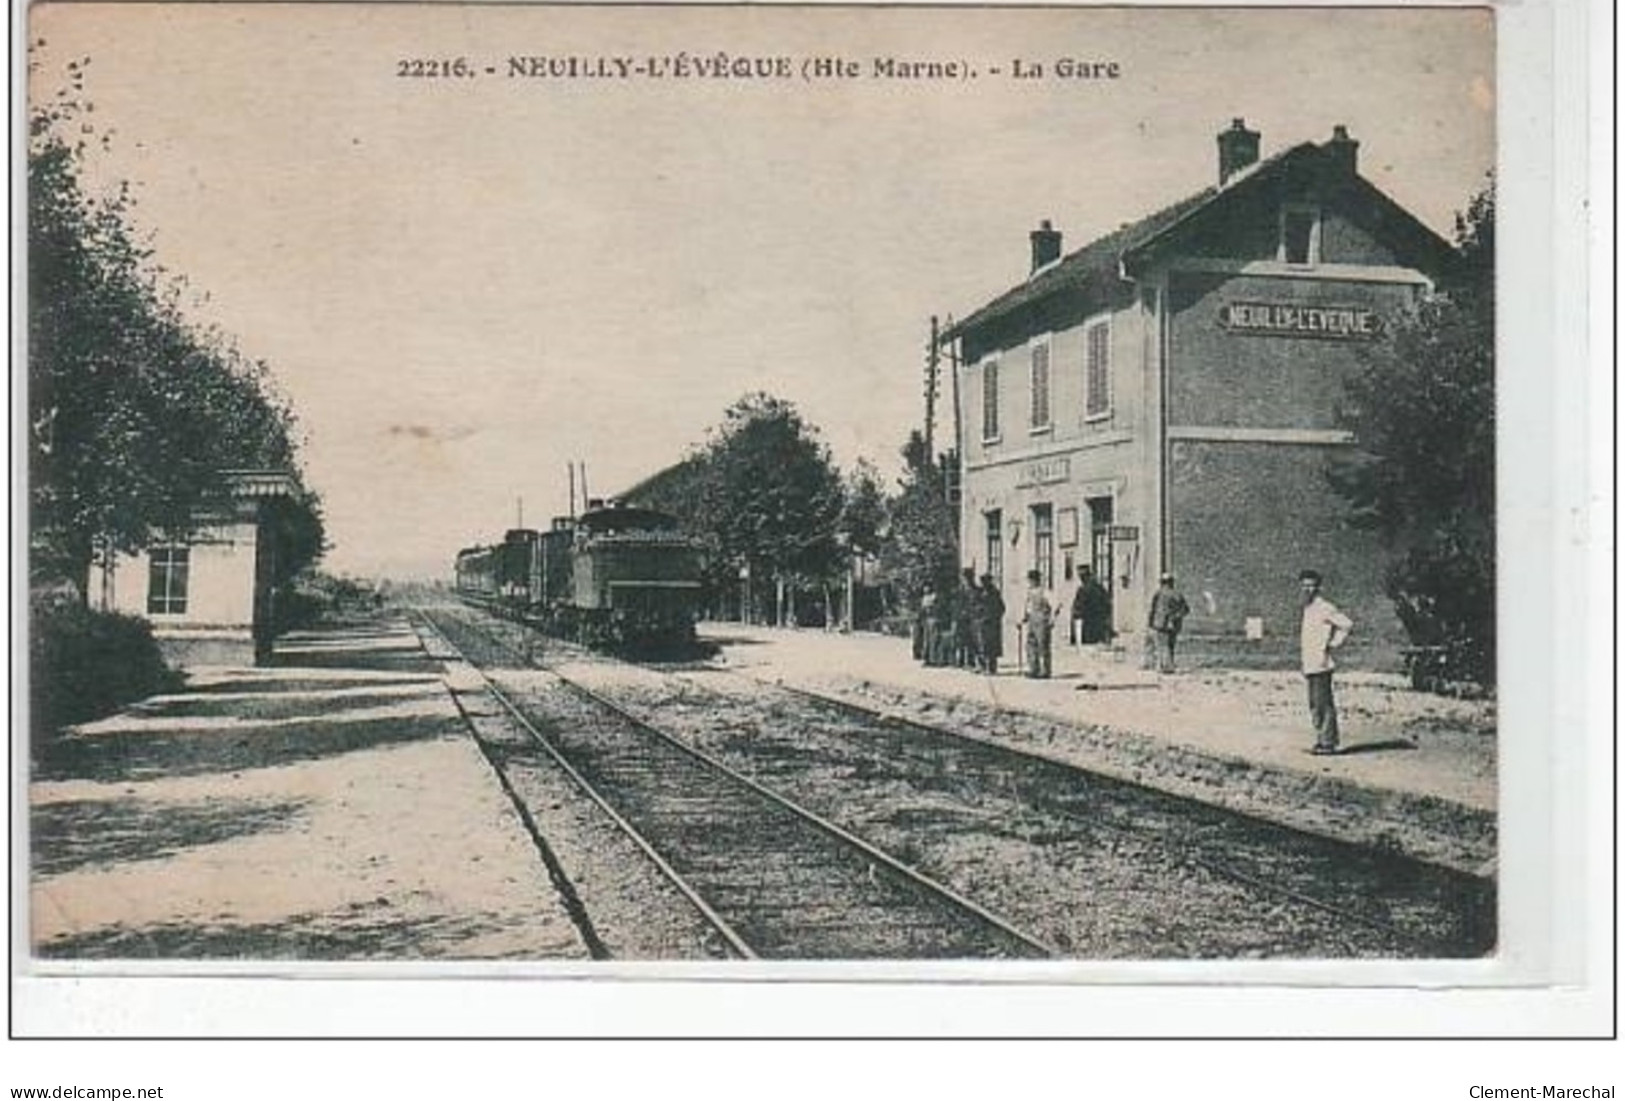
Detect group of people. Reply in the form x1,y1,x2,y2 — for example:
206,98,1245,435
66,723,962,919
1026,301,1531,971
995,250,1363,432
914,565,1116,680
914,563,1355,755
912,569,1005,674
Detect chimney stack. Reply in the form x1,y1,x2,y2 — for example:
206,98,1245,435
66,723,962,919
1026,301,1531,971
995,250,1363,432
1326,123,1359,175
1029,219,1062,273
1216,118,1261,186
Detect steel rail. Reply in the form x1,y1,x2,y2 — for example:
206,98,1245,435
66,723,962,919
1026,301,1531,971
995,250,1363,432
550,671,1062,960
416,610,758,960
429,605,1059,960
737,673,1477,956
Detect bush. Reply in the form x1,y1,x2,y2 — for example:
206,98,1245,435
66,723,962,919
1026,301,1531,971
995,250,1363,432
276,571,383,630
1384,541,1495,687
30,596,178,743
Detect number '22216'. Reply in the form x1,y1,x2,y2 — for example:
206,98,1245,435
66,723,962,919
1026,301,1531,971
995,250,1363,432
397,58,474,77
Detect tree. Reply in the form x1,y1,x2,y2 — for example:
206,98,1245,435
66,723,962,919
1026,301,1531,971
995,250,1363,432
700,393,845,625
1330,180,1494,684
28,55,323,596
841,458,887,565
879,429,959,612
832,458,888,628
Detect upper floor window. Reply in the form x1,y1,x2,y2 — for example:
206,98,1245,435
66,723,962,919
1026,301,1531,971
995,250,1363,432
1084,318,1111,421
1279,204,1321,265
1029,340,1051,432
147,546,190,616
981,359,1000,441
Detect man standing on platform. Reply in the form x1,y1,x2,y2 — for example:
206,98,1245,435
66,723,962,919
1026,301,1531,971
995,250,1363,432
1022,569,1053,679
1073,565,1112,646
1299,569,1353,755
978,574,1004,674
1147,573,1190,673
956,568,982,669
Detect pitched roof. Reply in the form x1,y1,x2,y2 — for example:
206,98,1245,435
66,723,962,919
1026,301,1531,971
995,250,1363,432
940,182,1223,342
941,138,1451,341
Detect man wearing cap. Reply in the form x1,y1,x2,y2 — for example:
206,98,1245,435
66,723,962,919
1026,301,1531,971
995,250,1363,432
977,573,1004,674
1147,572,1190,674
1022,569,1053,679
1299,569,1353,755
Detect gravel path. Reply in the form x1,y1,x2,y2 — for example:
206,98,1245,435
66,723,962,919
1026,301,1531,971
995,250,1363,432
30,621,588,961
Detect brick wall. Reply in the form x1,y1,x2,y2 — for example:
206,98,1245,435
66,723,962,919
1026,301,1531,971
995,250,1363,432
1168,439,1403,647
1167,271,1419,430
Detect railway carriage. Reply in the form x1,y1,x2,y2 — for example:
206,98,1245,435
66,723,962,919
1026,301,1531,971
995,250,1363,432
454,501,703,650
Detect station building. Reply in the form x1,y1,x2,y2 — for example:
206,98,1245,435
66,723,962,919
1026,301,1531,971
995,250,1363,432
91,469,305,667
942,120,1457,654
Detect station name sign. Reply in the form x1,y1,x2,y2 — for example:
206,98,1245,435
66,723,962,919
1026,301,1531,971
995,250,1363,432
1219,301,1381,340
1016,456,1071,487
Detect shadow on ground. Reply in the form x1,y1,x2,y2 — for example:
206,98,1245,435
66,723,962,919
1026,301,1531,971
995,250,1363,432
35,900,507,960
271,645,441,674
34,712,456,784
130,689,438,723
182,674,437,696
31,795,310,877
1335,738,1421,756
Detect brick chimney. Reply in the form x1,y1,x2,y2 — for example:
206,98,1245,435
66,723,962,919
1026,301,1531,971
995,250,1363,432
1217,118,1261,185
1029,219,1062,273
1326,123,1359,175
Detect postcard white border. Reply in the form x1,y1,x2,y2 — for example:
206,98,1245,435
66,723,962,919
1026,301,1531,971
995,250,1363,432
7,0,1613,1044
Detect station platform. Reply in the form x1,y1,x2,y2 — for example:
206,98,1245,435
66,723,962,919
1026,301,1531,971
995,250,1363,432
701,622,1498,875
28,618,588,961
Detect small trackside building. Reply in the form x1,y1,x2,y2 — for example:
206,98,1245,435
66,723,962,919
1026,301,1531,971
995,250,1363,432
91,469,307,667
942,120,1457,656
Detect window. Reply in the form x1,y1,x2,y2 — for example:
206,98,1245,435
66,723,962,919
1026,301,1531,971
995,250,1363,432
984,510,1003,587
1084,318,1111,420
1029,341,1051,431
1280,205,1320,265
981,359,1000,441
1031,505,1054,590
147,546,190,615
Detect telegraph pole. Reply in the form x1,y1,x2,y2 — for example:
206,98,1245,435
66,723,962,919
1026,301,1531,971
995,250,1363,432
924,315,940,466
945,314,961,509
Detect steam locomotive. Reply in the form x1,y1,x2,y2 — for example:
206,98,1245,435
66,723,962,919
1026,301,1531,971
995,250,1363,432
454,501,703,650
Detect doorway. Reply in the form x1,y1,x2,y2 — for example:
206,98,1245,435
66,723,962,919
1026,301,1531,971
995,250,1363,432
1086,496,1114,631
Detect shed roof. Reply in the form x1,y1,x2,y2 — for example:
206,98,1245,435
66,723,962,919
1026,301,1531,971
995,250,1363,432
219,470,301,499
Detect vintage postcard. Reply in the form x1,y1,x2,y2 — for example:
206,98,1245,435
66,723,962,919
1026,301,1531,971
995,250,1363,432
14,0,1601,1045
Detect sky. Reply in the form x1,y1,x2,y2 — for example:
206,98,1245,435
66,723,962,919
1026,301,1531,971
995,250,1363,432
28,3,1495,579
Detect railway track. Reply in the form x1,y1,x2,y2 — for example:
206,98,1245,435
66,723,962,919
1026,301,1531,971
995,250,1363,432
416,606,1056,960
711,675,1495,957
425,602,1494,958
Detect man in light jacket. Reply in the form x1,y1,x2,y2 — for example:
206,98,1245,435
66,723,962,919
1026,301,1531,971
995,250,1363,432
1299,569,1354,755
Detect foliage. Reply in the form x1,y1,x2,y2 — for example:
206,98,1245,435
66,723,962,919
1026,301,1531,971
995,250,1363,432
624,400,966,628
1330,180,1495,685
28,54,324,596
700,394,846,621
841,458,887,561
879,430,959,610
29,594,180,745
278,569,383,630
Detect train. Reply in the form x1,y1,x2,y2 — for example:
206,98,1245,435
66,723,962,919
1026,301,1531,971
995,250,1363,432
454,500,704,651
